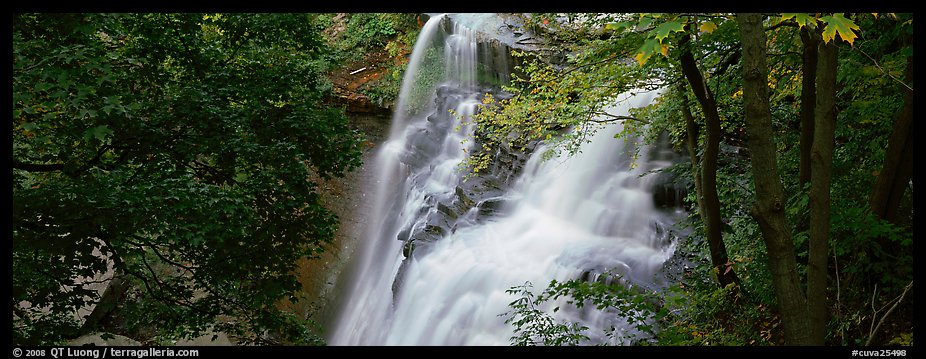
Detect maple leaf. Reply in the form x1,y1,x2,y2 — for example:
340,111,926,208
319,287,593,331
699,21,718,33
821,13,861,45
781,13,818,29
653,21,684,41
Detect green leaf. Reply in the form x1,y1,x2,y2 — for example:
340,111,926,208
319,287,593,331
781,13,818,29
635,38,663,65
79,108,98,119
22,122,39,132
653,21,684,41
820,13,861,45
638,14,653,30
605,21,632,33
83,125,114,143
34,82,54,92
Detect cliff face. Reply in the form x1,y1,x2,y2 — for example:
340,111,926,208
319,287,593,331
321,13,415,117
288,111,392,338
325,49,395,116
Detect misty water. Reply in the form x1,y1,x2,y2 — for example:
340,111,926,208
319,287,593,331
328,13,685,346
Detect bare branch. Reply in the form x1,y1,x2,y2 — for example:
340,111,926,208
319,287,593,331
587,112,649,124
854,47,914,92
866,281,913,345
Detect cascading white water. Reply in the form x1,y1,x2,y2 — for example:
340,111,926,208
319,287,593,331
389,13,449,136
328,13,483,345
329,14,681,346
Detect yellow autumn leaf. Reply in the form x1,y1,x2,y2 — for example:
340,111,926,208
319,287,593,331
634,51,647,66
821,13,861,45
700,21,718,33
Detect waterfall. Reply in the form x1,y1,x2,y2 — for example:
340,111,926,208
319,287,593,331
328,14,682,346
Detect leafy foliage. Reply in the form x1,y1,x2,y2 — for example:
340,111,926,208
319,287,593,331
13,13,363,345
495,12,913,346
320,13,422,109
342,13,408,50
464,31,655,174
502,278,665,346
362,29,421,108
820,14,862,44
501,282,590,346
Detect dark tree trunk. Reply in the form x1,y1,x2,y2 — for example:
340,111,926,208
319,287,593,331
736,13,813,345
678,85,706,223
798,29,818,187
807,37,838,346
678,31,739,289
870,50,913,224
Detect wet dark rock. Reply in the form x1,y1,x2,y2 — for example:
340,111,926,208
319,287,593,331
652,171,690,209
437,201,459,220
476,197,507,219
402,239,415,258
403,127,442,167
454,186,476,208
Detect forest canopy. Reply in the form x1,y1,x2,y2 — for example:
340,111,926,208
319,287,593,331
13,13,363,345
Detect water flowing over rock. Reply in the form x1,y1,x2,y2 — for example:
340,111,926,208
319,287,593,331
328,13,686,346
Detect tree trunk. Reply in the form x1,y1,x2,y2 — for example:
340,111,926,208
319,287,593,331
736,13,813,345
679,32,739,289
798,29,818,187
807,37,838,346
870,50,913,224
678,85,706,225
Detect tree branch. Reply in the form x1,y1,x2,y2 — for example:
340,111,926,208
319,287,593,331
126,234,252,315
711,45,742,78
587,112,649,124
125,234,198,273
97,235,207,317
13,159,64,172
854,47,914,92
74,144,115,175
833,251,844,343
765,19,799,32
866,281,913,346
138,252,216,315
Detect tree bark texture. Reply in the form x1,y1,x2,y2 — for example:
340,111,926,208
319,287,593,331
678,31,739,288
870,48,913,225
736,13,813,345
678,85,706,224
798,29,818,187
807,37,838,346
